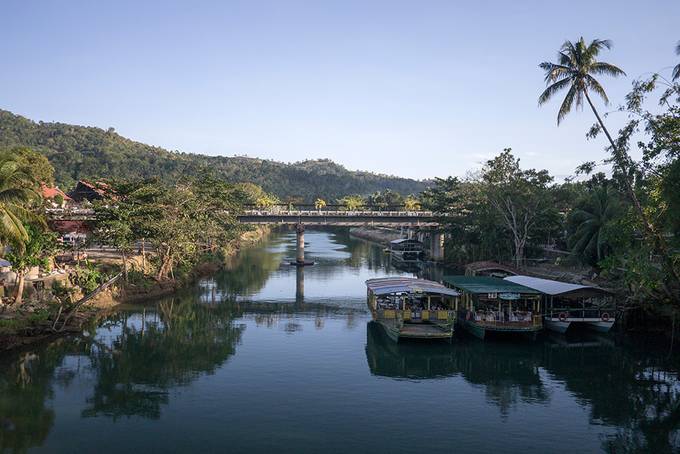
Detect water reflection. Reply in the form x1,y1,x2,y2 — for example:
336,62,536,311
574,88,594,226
201,228,418,304
1,229,679,453
365,322,548,415
366,319,680,452
81,300,245,420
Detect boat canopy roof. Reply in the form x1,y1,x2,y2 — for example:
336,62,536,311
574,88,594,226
366,277,460,297
464,261,519,276
442,275,541,295
389,238,423,245
504,275,611,298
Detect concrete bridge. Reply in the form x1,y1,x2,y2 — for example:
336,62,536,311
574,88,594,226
46,207,446,264
236,209,440,227
236,208,445,265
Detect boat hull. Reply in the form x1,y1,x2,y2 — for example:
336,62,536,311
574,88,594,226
544,317,615,334
544,318,571,334
586,320,615,333
458,318,540,341
376,320,454,343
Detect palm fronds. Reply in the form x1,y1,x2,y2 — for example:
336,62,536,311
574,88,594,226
538,37,625,123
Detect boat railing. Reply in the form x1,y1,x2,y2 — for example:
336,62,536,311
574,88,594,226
469,311,542,328
548,308,614,319
375,309,455,322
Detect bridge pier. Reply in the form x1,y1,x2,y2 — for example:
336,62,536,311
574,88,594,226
296,265,305,303
296,223,305,264
431,232,445,261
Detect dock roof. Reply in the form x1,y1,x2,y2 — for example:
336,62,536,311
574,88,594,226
366,277,460,297
442,276,541,295
504,275,610,298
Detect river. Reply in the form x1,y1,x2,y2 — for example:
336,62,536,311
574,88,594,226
1,228,679,453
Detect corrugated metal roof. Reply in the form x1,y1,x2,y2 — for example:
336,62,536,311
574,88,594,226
442,275,541,295
366,277,460,297
504,275,609,297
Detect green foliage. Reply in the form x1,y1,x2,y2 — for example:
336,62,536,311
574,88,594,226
539,37,625,124
481,149,557,266
0,148,46,250
338,195,365,210
94,177,245,281
254,193,279,209
0,110,427,201
5,225,60,273
566,180,623,265
367,189,403,208
403,196,420,210
71,263,105,294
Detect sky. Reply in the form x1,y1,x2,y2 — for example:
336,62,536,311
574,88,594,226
1,0,678,180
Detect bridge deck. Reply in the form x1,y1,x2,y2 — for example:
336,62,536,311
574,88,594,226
46,208,443,226
237,210,441,226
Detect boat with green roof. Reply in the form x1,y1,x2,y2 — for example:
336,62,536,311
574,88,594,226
443,276,543,340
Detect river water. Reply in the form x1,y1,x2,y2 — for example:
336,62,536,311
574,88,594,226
1,229,679,453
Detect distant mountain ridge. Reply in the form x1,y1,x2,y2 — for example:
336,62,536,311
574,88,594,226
0,109,429,201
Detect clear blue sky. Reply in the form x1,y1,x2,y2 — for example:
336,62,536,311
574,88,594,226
2,0,678,180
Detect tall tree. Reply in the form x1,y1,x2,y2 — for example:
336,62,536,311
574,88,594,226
539,38,680,287
673,41,680,81
482,150,555,267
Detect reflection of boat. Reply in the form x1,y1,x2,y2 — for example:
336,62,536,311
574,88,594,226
389,239,425,263
365,321,461,378
365,322,546,392
365,277,460,342
504,276,615,334
443,276,543,340
390,259,422,273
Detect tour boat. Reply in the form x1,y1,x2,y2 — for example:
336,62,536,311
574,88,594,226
388,239,425,263
365,277,460,342
443,276,543,340
504,275,615,333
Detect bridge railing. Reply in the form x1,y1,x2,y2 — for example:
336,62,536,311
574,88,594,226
241,209,436,217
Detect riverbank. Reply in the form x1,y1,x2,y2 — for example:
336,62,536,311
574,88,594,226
349,227,404,245
0,226,271,352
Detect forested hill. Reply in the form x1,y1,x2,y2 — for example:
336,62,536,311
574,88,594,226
0,110,428,201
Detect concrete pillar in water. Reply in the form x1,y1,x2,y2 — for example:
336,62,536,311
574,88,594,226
431,232,444,261
295,265,304,303
296,223,305,264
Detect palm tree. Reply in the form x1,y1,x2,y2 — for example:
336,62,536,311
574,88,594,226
403,196,421,211
539,38,625,126
539,37,680,286
0,157,41,251
673,41,680,81
569,186,620,265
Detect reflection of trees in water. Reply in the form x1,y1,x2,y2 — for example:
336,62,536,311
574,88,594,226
81,298,244,420
207,243,284,299
0,339,85,453
367,324,680,450
541,338,680,453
